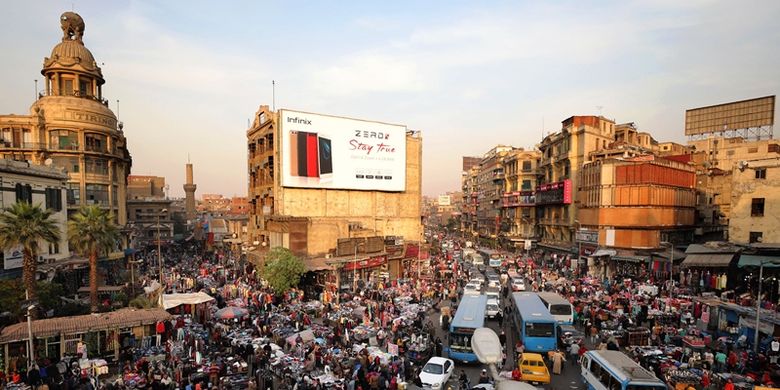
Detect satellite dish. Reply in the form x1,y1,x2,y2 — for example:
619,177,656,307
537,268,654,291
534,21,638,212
44,158,53,166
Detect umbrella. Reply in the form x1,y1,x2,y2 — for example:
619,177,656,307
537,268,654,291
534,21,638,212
215,306,249,320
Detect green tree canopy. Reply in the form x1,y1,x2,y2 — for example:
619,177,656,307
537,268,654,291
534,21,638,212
260,247,306,294
0,202,60,302
68,205,120,312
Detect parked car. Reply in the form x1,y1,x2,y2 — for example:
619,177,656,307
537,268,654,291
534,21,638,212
419,357,455,389
517,353,551,385
557,324,585,348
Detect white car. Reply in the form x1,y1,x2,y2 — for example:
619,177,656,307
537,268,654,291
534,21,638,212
485,298,501,319
511,278,526,291
419,357,455,389
464,282,482,295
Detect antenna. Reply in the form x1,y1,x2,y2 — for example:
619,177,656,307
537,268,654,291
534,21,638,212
188,153,190,163
596,105,604,116
116,99,120,119
272,80,276,111
34,79,38,100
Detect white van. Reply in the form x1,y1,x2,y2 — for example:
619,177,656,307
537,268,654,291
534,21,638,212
485,298,501,319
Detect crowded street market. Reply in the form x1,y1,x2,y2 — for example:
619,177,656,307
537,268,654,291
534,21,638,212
2,235,780,390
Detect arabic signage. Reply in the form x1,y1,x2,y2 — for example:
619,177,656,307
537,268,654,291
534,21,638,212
343,255,387,271
536,179,572,205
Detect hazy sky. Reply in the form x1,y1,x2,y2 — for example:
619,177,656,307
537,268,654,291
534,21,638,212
1,1,778,197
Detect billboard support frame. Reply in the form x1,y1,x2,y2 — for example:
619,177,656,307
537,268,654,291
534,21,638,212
685,96,775,141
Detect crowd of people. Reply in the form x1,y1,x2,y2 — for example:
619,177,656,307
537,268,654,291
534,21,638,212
4,234,780,390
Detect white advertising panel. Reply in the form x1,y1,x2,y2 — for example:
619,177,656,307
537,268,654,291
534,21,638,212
280,109,407,191
3,246,23,270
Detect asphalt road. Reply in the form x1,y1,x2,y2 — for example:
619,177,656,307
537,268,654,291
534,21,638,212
421,293,586,390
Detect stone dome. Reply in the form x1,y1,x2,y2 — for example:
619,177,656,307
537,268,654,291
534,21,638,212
41,12,103,80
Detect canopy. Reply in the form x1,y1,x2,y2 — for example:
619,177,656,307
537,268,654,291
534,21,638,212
592,249,617,257
163,292,215,310
214,306,249,319
738,255,780,269
681,253,734,268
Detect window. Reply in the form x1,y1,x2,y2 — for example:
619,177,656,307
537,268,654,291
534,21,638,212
85,133,107,153
756,168,767,179
15,183,32,204
48,242,60,255
85,184,109,206
78,79,90,96
49,130,79,150
45,188,62,211
66,183,80,205
112,186,118,206
525,322,554,337
751,198,765,217
84,158,108,175
750,232,763,244
63,78,74,95
522,161,532,172
522,180,532,191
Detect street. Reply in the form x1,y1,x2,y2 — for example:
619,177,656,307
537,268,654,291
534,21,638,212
425,292,586,390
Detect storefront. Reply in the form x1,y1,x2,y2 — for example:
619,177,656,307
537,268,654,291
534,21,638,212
0,308,171,373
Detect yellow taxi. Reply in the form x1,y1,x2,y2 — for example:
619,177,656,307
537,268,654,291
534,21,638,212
517,353,551,385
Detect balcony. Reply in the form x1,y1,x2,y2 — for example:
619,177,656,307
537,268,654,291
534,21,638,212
38,90,110,107
0,141,46,149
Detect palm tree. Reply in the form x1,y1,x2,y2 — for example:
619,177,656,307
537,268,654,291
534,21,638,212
68,205,120,312
0,202,61,303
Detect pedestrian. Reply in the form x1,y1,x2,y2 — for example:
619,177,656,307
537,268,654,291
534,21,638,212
569,342,580,366
551,350,566,375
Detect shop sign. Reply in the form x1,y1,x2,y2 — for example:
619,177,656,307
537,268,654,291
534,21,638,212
386,245,404,259
343,255,387,271
576,229,599,244
579,244,597,257
404,244,419,258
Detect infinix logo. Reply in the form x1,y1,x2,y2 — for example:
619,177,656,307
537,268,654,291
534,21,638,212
287,117,312,125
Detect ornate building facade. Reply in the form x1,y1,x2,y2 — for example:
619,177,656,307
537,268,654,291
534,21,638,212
0,12,132,224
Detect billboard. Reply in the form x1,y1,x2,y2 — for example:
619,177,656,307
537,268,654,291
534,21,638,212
3,246,23,270
280,109,407,191
685,95,775,136
536,179,572,205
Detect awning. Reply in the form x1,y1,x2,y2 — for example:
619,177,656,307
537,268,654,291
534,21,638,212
592,249,617,257
162,292,216,310
681,253,734,268
0,308,171,343
613,250,648,263
304,257,332,272
738,255,780,269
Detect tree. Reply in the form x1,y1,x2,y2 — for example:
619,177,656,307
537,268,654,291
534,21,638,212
68,205,120,313
0,202,60,303
260,247,306,294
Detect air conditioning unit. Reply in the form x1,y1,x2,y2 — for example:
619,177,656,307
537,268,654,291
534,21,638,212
348,222,362,231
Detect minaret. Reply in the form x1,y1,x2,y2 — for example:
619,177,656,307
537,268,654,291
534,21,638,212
184,163,197,220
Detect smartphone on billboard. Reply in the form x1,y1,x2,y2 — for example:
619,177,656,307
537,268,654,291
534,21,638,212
290,131,300,176
318,136,332,183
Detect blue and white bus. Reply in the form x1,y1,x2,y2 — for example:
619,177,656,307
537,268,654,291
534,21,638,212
511,292,557,353
478,249,503,268
537,291,574,325
581,350,666,390
448,294,488,363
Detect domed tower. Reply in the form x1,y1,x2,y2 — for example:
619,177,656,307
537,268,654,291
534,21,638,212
0,12,132,225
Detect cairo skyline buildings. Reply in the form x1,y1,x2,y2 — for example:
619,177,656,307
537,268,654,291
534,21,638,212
1,1,778,197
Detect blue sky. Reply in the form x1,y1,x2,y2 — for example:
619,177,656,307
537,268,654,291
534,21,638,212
1,1,778,197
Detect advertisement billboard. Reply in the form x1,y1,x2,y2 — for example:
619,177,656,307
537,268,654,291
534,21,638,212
685,95,775,136
536,179,572,205
280,109,407,191
3,246,23,270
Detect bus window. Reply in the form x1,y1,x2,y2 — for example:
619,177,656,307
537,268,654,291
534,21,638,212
525,322,554,337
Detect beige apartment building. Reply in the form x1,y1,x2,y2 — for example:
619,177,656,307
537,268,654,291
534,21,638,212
0,12,131,225
460,161,480,237
475,146,519,244
501,149,540,249
246,105,423,279
537,116,616,253
729,157,780,244
686,137,780,241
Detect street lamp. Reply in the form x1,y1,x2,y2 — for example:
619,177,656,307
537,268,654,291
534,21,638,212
660,242,674,300
754,259,780,353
